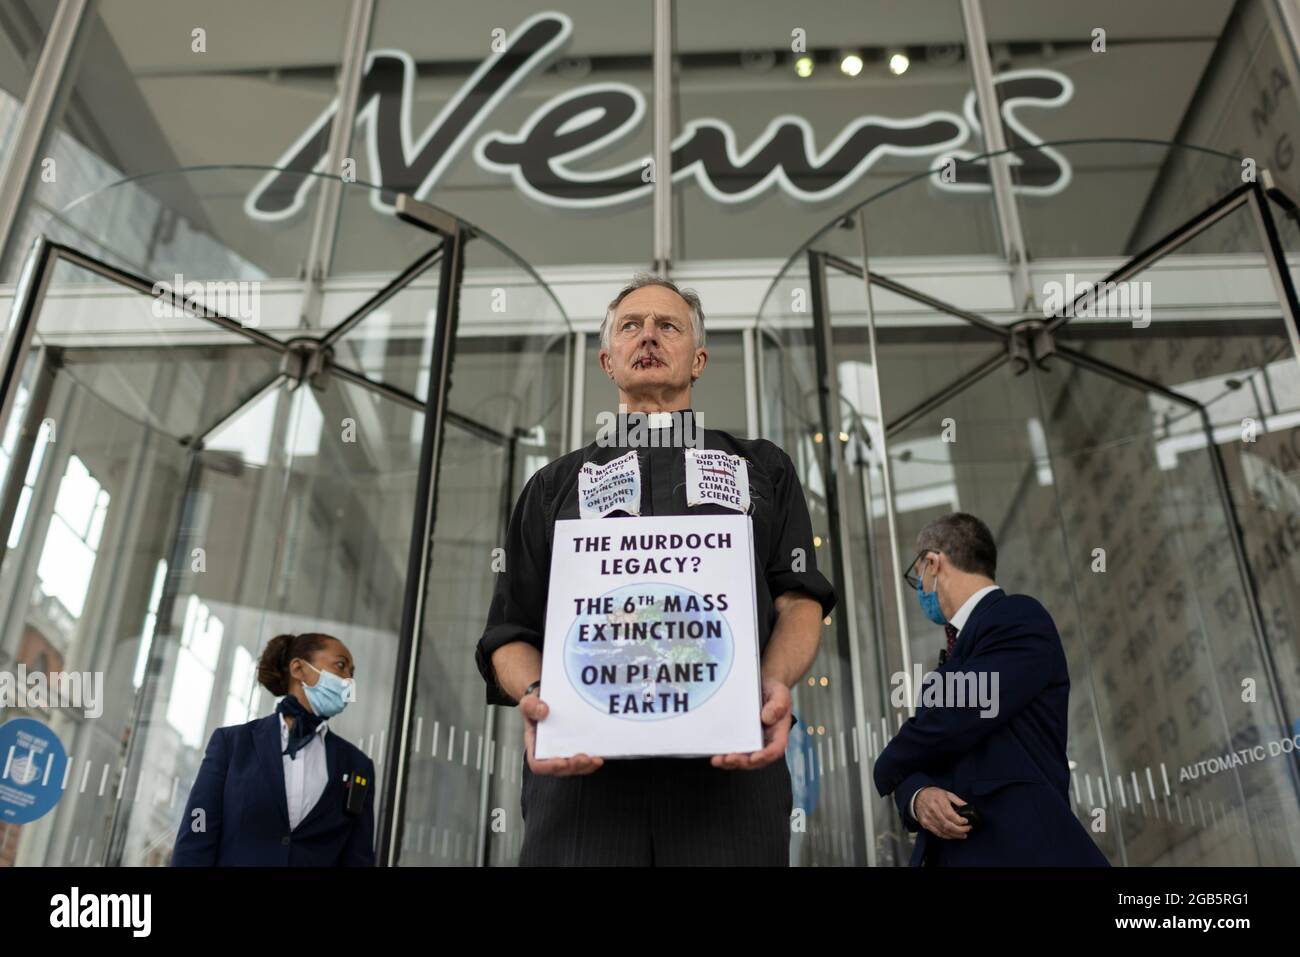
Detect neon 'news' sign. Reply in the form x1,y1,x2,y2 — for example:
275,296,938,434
245,11,1073,221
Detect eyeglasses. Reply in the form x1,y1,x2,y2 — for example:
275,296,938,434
903,549,937,590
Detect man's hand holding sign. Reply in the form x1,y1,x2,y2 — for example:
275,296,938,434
712,592,824,771
520,693,603,778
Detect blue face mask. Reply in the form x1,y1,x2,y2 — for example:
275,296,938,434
301,660,354,718
916,565,948,625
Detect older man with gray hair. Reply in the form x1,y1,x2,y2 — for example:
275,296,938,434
475,273,836,865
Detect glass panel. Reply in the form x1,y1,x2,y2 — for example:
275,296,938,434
399,226,569,865
0,174,505,866
0,258,288,865
0,128,571,865
820,268,902,869
1272,189,1300,308
755,252,868,865
981,0,1300,259
327,193,443,282
0,1,55,169
113,370,424,867
9,166,452,356
326,248,445,404
780,146,1300,866
1030,355,1299,864
446,234,570,433
1007,141,1249,260
2,0,353,282
1046,201,1300,862
984,0,1300,248
399,422,505,866
22,167,443,347
751,148,1017,864
758,255,817,457
828,273,1011,868
877,348,1123,863
981,0,1236,140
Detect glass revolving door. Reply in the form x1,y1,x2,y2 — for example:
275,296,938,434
0,167,569,866
759,139,1300,867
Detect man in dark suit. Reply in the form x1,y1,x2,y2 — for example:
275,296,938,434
873,512,1108,866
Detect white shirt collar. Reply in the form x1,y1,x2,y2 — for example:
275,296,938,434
949,584,999,635
278,712,330,743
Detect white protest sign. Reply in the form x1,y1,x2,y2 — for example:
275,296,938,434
577,450,641,518
685,448,750,513
534,514,762,759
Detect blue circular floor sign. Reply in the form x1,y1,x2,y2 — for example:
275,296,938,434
0,717,68,824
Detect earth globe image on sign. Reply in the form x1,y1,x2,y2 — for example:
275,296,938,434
563,581,734,720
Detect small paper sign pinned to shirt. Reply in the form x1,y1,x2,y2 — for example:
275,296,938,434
685,448,750,513
578,450,642,518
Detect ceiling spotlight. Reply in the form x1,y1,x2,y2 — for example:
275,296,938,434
794,54,814,78
888,51,910,75
839,51,864,77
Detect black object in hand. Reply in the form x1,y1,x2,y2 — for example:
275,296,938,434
953,802,982,831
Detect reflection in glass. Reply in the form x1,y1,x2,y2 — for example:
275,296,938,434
758,140,1300,866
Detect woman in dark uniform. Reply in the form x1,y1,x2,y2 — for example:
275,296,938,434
171,632,375,866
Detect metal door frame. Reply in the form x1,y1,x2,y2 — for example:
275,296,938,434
0,193,521,866
791,175,1300,862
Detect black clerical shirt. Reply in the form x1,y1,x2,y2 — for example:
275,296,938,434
475,409,837,706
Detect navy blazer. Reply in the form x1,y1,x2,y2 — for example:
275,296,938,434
873,589,1108,866
171,713,376,866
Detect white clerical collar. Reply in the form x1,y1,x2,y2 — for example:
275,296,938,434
950,585,999,635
